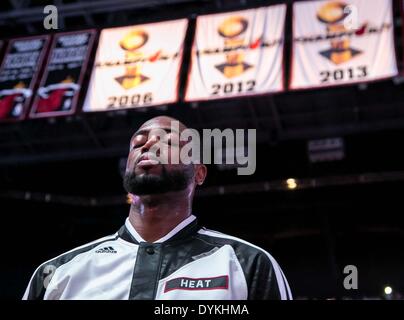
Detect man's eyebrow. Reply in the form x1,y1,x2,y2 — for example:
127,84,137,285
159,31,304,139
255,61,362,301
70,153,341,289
131,127,181,142
132,128,151,137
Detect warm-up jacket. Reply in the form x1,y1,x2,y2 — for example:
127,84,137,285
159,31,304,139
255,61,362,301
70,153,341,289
23,215,292,300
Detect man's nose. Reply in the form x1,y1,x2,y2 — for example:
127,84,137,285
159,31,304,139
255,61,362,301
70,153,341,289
141,134,160,153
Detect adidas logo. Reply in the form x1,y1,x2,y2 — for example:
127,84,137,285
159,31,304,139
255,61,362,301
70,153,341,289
95,246,117,253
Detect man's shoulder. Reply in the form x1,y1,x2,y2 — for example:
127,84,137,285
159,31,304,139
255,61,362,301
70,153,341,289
195,227,292,300
23,233,120,300
35,233,119,273
196,227,274,260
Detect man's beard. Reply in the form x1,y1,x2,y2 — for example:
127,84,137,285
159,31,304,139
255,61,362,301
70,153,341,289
123,165,194,195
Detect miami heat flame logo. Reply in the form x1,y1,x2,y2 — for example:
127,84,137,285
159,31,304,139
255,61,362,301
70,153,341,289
317,1,362,65
0,81,31,119
215,16,252,78
36,76,79,114
116,29,149,89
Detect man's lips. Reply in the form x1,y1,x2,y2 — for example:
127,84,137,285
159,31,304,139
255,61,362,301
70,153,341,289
135,154,160,168
137,159,160,167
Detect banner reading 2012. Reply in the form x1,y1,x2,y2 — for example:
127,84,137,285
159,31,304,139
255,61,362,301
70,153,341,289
290,0,397,90
83,19,187,112
185,5,286,102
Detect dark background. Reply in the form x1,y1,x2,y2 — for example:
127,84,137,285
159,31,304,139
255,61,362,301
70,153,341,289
1,0,404,299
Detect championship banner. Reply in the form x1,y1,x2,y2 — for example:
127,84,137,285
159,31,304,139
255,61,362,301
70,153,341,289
29,30,96,118
83,19,188,112
0,35,50,121
290,0,397,90
185,5,286,102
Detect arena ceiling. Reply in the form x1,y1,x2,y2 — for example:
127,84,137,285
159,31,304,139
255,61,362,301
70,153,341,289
1,0,404,300
0,0,403,168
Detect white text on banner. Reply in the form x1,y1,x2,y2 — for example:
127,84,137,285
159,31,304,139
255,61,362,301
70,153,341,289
83,19,188,112
290,0,397,90
185,5,286,102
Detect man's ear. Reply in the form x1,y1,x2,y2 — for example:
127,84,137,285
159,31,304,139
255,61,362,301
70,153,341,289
194,164,207,186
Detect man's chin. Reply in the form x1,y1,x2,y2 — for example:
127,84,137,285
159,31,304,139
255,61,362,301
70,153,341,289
124,173,166,195
123,167,193,196
135,165,162,176
127,185,174,196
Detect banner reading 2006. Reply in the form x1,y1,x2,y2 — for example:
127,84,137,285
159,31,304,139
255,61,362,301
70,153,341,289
185,5,286,102
83,19,187,112
290,0,397,90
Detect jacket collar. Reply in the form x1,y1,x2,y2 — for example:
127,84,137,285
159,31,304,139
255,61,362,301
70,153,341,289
118,214,199,245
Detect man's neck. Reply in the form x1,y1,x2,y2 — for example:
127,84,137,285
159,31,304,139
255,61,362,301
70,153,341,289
128,190,192,243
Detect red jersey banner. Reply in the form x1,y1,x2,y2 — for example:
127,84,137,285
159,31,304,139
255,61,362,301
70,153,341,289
29,30,96,118
0,35,50,121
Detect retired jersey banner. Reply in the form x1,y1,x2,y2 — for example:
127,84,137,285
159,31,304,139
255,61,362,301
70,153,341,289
0,35,49,121
83,19,187,112
290,0,397,90
185,5,286,102
402,0,404,72
29,30,96,118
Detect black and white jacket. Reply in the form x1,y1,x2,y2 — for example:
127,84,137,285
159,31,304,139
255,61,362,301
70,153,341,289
23,215,292,300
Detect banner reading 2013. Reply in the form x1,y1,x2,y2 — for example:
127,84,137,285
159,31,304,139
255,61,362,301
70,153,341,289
83,19,187,112
290,0,397,90
185,5,286,102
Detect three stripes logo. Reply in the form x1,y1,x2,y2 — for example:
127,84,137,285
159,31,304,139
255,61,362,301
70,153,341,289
95,246,117,253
